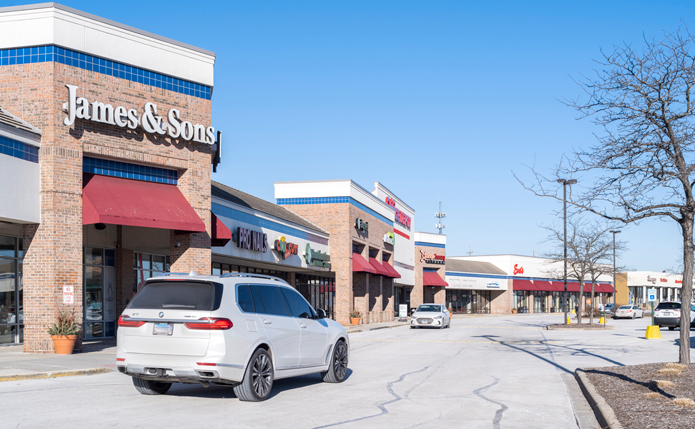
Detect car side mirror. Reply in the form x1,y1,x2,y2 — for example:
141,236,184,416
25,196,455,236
316,308,327,319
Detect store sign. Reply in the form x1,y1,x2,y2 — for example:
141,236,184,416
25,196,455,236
236,227,268,253
273,236,298,260
62,285,74,304
513,264,524,275
356,218,369,233
647,275,657,284
395,208,411,229
660,278,668,282
385,197,396,208
384,232,395,245
420,250,445,264
62,85,219,145
304,243,331,269
486,282,501,289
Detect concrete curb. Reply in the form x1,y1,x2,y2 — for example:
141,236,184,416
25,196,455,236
574,369,624,429
0,367,113,382
345,323,408,334
546,325,615,331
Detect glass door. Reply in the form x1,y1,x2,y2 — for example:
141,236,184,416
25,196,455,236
84,247,116,338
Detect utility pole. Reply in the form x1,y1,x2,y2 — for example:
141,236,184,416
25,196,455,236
609,230,621,306
557,178,577,324
435,202,446,235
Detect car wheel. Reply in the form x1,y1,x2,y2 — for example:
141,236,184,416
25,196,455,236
233,348,273,402
632,314,636,319
669,327,675,331
132,377,172,395
322,339,348,383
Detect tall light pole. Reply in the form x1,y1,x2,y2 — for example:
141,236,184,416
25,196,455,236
557,178,577,324
609,230,621,306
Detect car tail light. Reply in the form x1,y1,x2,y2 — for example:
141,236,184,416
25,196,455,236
184,318,233,330
116,358,125,362
196,362,217,366
118,315,146,328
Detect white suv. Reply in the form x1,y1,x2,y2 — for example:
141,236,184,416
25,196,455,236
116,272,349,401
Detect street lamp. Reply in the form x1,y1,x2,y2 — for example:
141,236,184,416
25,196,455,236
557,178,577,325
609,230,621,306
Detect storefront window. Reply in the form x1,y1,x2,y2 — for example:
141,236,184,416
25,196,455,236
84,247,116,338
133,252,170,293
513,291,529,313
0,235,22,345
296,274,335,320
533,291,548,313
446,290,490,314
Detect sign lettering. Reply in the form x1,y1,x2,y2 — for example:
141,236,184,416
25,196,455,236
420,249,445,264
304,243,331,269
62,285,74,304
236,227,268,253
356,218,369,233
513,264,524,275
385,197,396,208
273,236,298,260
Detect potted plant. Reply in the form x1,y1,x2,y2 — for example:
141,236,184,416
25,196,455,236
48,306,81,354
512,308,517,314
349,310,361,325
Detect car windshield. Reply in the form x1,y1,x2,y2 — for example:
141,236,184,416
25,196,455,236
656,303,681,310
618,305,632,310
417,305,441,312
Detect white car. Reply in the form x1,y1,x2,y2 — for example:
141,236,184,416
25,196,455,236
614,305,644,319
410,304,451,329
116,272,349,402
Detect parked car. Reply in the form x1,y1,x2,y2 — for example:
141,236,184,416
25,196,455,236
654,301,695,331
613,305,644,319
410,304,451,329
116,272,349,402
603,303,616,316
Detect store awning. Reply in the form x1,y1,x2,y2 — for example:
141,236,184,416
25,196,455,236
534,280,554,291
598,283,615,293
82,174,205,232
381,261,402,279
369,257,391,276
423,271,449,287
566,282,582,292
552,281,569,292
211,212,232,247
352,253,377,274
512,279,537,291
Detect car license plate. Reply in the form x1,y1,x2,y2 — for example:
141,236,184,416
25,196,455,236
422,320,430,324
153,323,173,336
664,312,671,316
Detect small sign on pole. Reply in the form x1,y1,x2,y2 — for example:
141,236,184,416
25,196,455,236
648,287,657,326
62,285,74,304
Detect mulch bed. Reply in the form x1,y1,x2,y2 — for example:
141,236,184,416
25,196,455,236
545,323,614,330
585,362,695,429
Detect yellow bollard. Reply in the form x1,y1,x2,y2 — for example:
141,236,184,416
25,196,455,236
599,317,606,324
566,317,571,325
645,325,662,339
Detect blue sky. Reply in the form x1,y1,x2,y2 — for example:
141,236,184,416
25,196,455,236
14,1,695,272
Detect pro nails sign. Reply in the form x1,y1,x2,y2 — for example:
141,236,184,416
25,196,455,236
62,85,219,145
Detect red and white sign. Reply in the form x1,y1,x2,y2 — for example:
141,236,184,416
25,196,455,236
513,264,524,275
63,285,74,304
385,197,396,208
420,250,445,264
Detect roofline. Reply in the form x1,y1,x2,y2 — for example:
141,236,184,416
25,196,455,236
274,179,396,214
450,254,544,259
373,181,415,212
0,3,216,58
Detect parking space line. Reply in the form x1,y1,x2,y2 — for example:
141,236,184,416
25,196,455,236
351,339,563,344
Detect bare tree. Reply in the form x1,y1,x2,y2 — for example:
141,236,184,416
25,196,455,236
517,26,695,363
543,218,624,324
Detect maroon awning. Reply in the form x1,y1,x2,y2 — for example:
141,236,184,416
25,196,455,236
552,281,569,292
368,257,391,276
596,283,614,293
381,261,402,279
211,212,232,247
353,253,377,274
566,282,582,292
513,279,537,291
423,271,448,287
534,280,554,291
82,174,205,232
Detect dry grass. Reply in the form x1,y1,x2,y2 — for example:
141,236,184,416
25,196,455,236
672,398,695,407
666,363,688,370
651,380,675,389
658,368,683,377
644,392,661,399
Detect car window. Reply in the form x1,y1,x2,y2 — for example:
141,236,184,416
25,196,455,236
255,285,289,316
237,285,254,313
618,305,631,309
249,285,266,313
280,288,315,319
417,305,440,312
655,302,680,310
129,281,223,311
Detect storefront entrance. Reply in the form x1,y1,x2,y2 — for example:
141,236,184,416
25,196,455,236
83,247,117,338
0,235,23,345
446,289,491,314
394,286,411,316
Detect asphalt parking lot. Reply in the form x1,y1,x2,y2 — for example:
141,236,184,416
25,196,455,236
2,314,688,429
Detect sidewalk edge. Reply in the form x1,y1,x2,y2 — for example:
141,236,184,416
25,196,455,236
0,367,113,382
574,368,624,429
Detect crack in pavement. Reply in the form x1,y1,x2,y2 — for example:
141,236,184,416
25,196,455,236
310,366,430,429
473,377,508,429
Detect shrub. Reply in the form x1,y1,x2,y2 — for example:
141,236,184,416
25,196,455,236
47,306,81,336
349,310,361,319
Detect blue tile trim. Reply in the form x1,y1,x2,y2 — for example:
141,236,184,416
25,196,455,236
277,197,394,226
83,156,177,184
0,135,39,163
423,268,442,272
212,203,329,246
0,45,211,100
414,241,445,248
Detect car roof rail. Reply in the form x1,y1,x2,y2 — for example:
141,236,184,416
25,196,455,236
219,272,289,284
157,272,192,277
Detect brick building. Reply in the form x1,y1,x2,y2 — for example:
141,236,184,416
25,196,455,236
413,232,448,309
0,3,218,351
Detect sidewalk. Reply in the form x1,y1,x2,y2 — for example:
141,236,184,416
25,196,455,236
0,339,116,382
343,319,409,333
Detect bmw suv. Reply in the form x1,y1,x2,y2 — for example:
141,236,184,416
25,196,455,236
116,272,349,401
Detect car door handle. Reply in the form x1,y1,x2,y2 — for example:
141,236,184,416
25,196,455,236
263,320,272,325
299,323,307,329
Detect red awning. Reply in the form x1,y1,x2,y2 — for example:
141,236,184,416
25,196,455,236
599,283,615,293
534,280,554,291
552,281,569,292
423,271,449,287
566,282,582,292
369,258,391,276
381,261,402,279
513,279,537,291
211,212,232,247
82,174,205,232
353,253,377,274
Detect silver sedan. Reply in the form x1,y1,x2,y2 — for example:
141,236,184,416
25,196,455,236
410,304,451,329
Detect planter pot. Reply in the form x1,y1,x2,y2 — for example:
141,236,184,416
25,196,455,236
350,317,360,325
51,335,77,355
512,309,517,314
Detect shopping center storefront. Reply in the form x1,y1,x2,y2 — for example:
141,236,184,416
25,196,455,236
413,232,448,310
444,259,509,314
210,182,336,318
620,271,693,307
0,4,219,351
